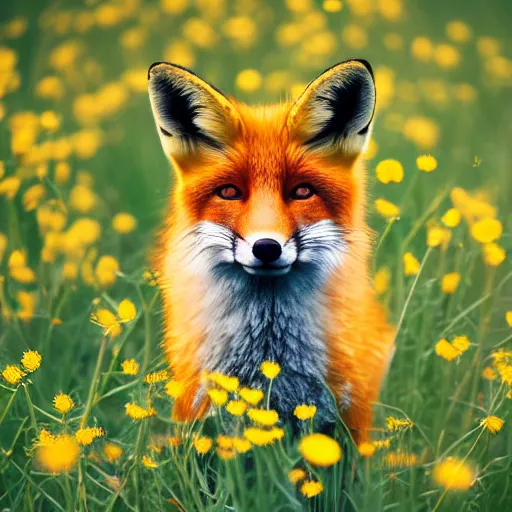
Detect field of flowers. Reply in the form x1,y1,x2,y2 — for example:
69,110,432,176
1,0,511,510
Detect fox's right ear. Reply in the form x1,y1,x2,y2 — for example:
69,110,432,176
148,62,241,163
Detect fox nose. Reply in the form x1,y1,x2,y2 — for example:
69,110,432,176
252,238,282,263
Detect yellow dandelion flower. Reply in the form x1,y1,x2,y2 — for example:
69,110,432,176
248,408,279,426
289,468,307,484
375,198,400,219
90,308,122,338
1,365,25,387
403,252,420,276
125,402,156,420
416,154,438,172
270,427,285,441
226,400,247,416
53,393,74,414
40,111,61,132
435,339,461,361
260,361,281,379
112,213,137,234
293,404,317,420
233,437,252,453
208,372,239,392
442,208,461,228
118,299,136,322
104,443,123,463
506,311,512,327
75,427,105,446
434,44,460,69
427,226,452,248
36,434,80,474
217,447,236,460
216,435,234,450
358,442,376,457
433,458,474,491
239,387,264,405
38,428,55,446
451,335,471,353
141,455,158,468
23,184,46,211
208,388,228,406
193,436,213,454
165,379,184,399
441,273,461,294
374,267,390,295
323,0,343,12
95,255,120,288
243,427,277,446
121,359,139,376
376,159,404,184
482,366,497,380
470,218,503,244
483,243,506,267
298,433,342,466
20,350,42,373
446,20,472,44
300,480,323,498
385,416,414,432
480,416,504,435
385,450,419,468
144,370,170,384
235,69,263,93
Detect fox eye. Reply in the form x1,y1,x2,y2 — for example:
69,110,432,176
290,184,316,200
215,184,243,200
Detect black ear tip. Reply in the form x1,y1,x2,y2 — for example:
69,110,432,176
148,61,166,80
350,59,374,79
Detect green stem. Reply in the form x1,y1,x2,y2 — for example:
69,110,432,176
0,388,18,425
22,384,38,432
266,379,274,409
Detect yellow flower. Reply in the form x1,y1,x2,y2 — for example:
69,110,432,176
260,361,281,379
435,339,463,362
300,480,323,498
125,402,156,420
121,359,139,376
298,433,342,466
248,408,279,426
470,218,503,244
375,159,404,184
91,308,122,338
217,447,236,460
236,69,262,93
288,468,307,484
434,44,460,69
416,154,438,172
403,252,420,276
142,455,158,468
358,442,376,457
323,0,343,12
2,365,25,385
75,427,105,446
375,198,400,219
374,267,390,295
442,208,461,228
480,416,504,435
373,438,391,449
433,458,474,491
117,299,136,322
38,428,55,446
208,388,228,406
165,379,184,399
53,393,74,414
451,335,471,353
441,273,461,294
233,437,252,453
35,76,64,100
385,416,414,432
226,400,247,416
482,366,497,380
239,387,264,405
216,435,234,449
144,370,170,384
95,255,120,288
69,185,96,213
446,20,472,43
427,226,452,248
483,243,505,267
0,176,21,200
208,372,239,392
293,404,317,420
36,434,80,474
112,213,137,234
193,436,213,454
506,311,512,327
243,427,278,446
40,111,61,132
23,184,46,211
385,450,419,468
403,116,439,149
20,350,42,372
104,443,123,463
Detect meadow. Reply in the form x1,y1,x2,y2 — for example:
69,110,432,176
1,0,511,510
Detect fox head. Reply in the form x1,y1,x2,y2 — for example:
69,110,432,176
148,60,375,281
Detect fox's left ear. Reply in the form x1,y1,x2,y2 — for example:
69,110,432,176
287,59,375,158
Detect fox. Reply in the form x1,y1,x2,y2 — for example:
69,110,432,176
147,59,394,444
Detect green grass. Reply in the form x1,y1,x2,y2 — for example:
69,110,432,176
1,0,512,510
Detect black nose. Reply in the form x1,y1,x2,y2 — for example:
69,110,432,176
252,238,282,263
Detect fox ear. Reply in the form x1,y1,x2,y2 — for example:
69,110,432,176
148,62,241,162
287,59,375,157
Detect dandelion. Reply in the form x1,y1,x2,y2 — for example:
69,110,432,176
208,372,239,392
165,379,184,399
75,427,105,446
36,434,80,474
125,402,156,420
293,404,317,420
235,69,263,93
374,267,390,295
243,427,278,446
433,458,474,491
375,159,404,184
470,218,503,244
435,339,461,361
451,335,471,353
38,428,55,446
442,208,461,227
193,436,213,454
386,416,414,432
141,455,158,468
298,433,342,466
2,365,26,385
217,447,236,460
403,252,420,276
506,311,512,327
358,442,376,457
112,212,137,234
121,359,139,375
118,299,137,322
300,480,323,498
441,273,461,294
482,367,497,380
233,437,252,453
144,370,170,384
323,0,343,13
375,198,400,219
208,388,228,406
248,408,279,426
226,400,247,416
40,111,61,132
53,393,74,414
416,154,438,172
260,361,281,379
480,416,504,434
90,308,122,338
217,435,235,449
20,350,42,372
104,443,123,463
95,255,120,288
239,387,264,405
483,243,506,267
289,468,307,484
427,226,452,248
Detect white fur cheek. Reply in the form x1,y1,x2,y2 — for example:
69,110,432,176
234,238,256,267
